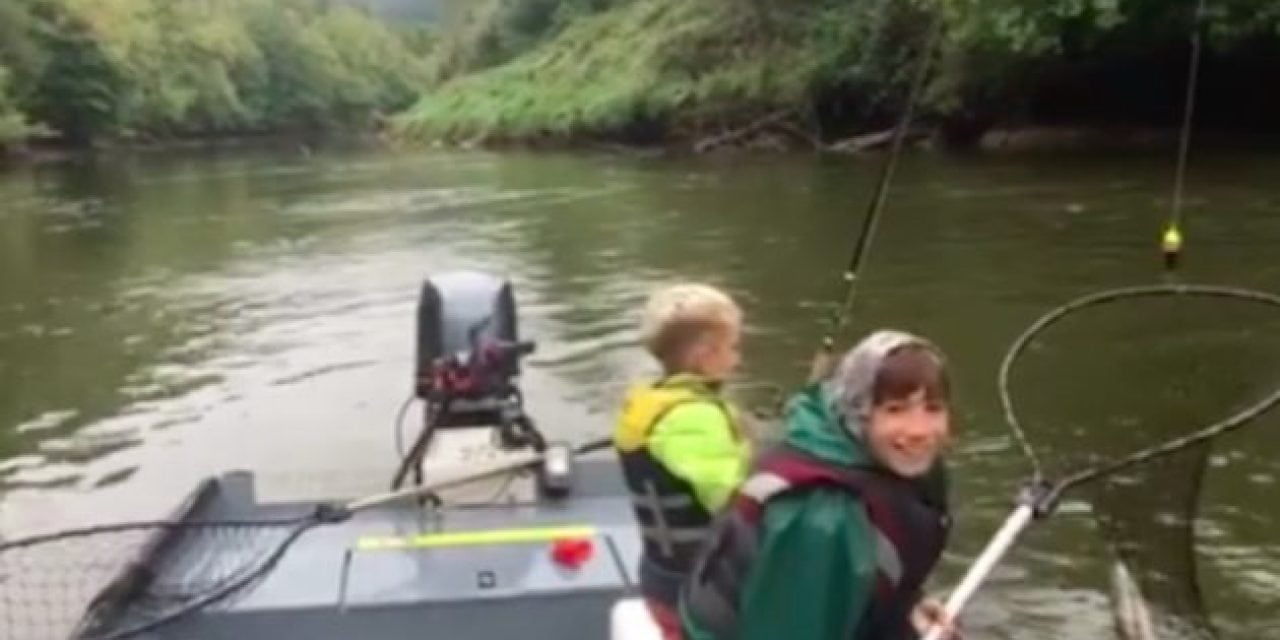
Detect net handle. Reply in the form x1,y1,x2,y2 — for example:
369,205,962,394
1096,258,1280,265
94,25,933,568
345,436,612,513
922,505,1035,640
0,437,614,552
924,282,1280,638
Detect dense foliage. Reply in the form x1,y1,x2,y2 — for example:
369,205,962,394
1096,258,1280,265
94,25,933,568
4,0,1279,152
396,0,1280,145
0,0,428,149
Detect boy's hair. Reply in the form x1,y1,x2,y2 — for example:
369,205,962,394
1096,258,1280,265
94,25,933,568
872,344,950,407
640,283,742,372
829,330,950,423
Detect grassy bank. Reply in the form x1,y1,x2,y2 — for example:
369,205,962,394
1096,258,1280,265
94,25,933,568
394,0,1280,150
8,0,1280,156
394,0,918,147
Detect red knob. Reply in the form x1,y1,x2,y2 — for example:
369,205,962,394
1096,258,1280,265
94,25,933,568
550,538,594,569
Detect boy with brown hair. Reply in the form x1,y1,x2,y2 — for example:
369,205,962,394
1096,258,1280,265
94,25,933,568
681,329,959,640
614,283,753,640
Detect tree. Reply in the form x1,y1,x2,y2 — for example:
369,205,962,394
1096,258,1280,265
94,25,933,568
0,65,32,149
27,7,126,145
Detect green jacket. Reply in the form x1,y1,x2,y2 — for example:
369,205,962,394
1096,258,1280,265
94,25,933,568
648,385,751,512
682,383,886,640
614,372,752,513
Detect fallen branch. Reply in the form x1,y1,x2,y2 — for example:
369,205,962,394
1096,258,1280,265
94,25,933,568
694,109,793,154
826,128,894,153
775,120,823,150
825,126,931,154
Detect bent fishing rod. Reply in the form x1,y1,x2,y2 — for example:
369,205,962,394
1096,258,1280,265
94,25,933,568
821,2,945,350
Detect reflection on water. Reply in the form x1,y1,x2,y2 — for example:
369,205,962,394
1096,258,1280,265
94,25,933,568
1,145,1278,637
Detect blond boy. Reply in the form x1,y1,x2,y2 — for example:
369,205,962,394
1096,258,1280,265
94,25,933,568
613,283,752,640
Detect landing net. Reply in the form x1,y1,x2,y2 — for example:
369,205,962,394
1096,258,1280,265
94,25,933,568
999,285,1280,638
1,517,308,640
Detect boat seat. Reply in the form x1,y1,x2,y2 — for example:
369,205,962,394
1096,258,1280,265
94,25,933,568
610,598,664,640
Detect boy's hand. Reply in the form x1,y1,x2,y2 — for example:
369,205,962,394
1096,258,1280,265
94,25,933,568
911,598,961,640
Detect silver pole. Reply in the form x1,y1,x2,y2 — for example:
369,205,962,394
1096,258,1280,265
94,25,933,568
922,504,1036,640
346,451,544,513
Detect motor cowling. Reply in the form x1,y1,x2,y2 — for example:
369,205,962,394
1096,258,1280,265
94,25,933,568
396,270,558,497
415,271,535,419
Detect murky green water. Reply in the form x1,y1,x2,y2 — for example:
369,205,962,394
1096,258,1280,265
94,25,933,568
1,144,1277,638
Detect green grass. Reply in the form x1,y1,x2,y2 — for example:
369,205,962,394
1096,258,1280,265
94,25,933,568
393,0,876,144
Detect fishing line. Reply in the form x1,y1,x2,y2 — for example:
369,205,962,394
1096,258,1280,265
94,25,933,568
1161,0,1210,270
926,0,1238,634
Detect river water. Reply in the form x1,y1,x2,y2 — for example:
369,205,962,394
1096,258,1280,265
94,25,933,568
1,144,1277,638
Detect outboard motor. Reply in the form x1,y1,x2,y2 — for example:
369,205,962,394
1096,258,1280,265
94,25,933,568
414,271,541,438
393,271,552,493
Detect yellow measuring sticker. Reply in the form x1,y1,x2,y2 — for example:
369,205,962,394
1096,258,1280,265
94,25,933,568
356,525,598,552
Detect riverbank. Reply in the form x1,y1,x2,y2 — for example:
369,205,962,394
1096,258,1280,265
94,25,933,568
392,0,1280,154
7,123,1280,172
7,0,1280,167
392,122,1280,159
0,127,394,168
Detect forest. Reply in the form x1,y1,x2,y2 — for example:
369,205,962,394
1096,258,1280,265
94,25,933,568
396,0,1280,148
4,0,1280,153
0,0,432,149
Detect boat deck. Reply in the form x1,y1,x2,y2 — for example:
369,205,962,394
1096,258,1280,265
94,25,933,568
92,457,643,640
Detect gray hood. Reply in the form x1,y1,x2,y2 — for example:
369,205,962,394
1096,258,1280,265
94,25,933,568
824,329,943,437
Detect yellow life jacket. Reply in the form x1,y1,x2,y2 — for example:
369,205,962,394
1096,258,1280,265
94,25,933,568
611,374,742,605
614,377,738,451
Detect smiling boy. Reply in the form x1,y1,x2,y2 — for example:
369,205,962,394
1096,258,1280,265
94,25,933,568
680,329,958,640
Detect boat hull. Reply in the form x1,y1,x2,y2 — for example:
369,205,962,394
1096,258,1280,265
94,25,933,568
95,456,643,640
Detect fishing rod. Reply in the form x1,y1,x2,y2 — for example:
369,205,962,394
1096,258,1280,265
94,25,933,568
922,284,1280,640
821,2,945,351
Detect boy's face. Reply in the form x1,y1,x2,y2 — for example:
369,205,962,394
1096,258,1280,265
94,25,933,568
689,323,740,381
865,388,950,478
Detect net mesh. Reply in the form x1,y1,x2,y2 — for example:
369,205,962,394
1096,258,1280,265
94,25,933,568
1,520,301,640
1002,291,1280,639
1,527,154,640
1093,445,1215,639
